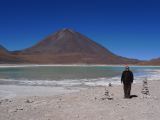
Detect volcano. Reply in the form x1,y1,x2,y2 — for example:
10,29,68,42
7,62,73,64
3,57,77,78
13,28,140,64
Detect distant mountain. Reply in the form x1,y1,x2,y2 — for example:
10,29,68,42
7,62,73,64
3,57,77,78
0,45,8,52
139,57,160,65
13,28,140,64
0,45,25,63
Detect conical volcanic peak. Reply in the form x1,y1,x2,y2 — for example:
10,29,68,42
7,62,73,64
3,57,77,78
21,28,113,56
13,28,140,64
58,28,75,33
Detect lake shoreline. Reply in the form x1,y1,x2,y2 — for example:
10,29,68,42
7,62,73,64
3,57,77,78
0,80,160,120
0,64,160,68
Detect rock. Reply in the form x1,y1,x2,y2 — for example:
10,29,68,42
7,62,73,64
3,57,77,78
141,78,150,98
25,99,34,103
108,83,112,87
101,88,113,100
14,107,24,112
101,98,107,100
16,108,24,111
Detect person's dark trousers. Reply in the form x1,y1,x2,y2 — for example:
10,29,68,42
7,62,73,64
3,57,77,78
123,84,131,98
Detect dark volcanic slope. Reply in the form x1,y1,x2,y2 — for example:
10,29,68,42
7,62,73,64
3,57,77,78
14,29,140,64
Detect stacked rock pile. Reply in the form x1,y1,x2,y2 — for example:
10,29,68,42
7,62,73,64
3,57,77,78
101,83,113,100
141,78,150,98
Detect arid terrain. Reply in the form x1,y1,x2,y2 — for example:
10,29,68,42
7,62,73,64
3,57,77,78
0,80,160,120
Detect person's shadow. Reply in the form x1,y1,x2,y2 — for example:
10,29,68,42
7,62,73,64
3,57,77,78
130,95,138,98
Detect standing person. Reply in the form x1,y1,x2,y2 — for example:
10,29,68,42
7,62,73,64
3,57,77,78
121,66,134,98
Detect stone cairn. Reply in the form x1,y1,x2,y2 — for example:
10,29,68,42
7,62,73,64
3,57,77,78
108,82,112,87
141,78,150,98
101,83,113,100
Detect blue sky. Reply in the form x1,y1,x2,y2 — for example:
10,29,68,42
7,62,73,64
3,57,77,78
0,0,160,60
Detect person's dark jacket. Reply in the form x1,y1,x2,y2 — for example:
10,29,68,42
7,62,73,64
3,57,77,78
121,70,134,85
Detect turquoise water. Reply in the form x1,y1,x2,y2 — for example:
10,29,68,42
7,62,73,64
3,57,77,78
0,66,160,87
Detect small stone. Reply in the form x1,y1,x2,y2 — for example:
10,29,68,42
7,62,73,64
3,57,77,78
101,98,106,100
25,99,34,103
16,107,24,111
14,110,17,112
109,83,112,87
108,97,113,100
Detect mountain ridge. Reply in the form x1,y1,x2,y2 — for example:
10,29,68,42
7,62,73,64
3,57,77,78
0,28,149,64
139,57,160,65
0,44,25,63
11,28,140,64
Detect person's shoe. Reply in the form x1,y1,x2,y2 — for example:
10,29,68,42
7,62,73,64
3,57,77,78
124,96,131,99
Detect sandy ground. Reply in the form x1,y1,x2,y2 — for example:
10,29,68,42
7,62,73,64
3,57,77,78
0,80,160,120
